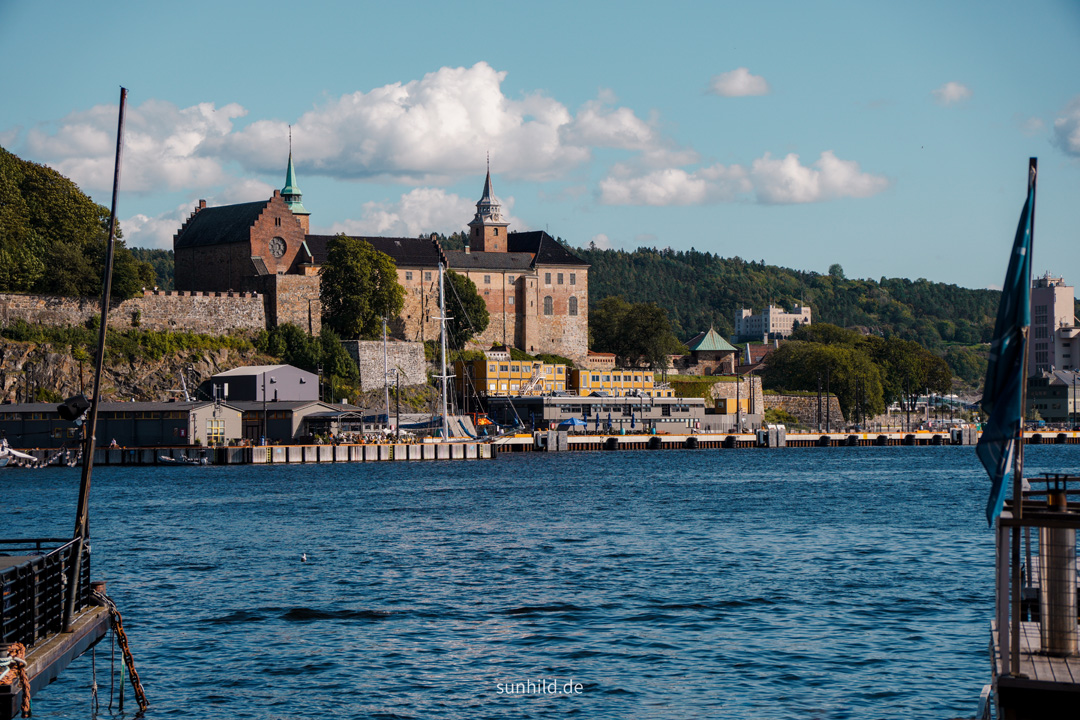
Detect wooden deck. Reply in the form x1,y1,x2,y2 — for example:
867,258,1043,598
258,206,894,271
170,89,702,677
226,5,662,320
992,620,1080,719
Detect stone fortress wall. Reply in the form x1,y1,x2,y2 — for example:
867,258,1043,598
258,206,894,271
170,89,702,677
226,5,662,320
0,290,266,334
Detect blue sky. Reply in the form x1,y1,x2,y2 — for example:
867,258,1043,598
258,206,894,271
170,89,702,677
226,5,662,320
2,0,1078,292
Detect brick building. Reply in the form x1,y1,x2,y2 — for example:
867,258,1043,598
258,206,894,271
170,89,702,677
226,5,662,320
173,158,589,362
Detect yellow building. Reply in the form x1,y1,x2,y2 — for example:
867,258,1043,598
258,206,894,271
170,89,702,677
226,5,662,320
569,368,674,397
455,355,568,396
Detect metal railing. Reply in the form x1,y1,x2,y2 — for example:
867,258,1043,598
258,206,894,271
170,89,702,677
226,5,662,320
0,538,90,647
996,474,1080,675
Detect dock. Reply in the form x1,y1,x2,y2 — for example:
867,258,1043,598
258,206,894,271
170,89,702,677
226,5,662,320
0,539,111,720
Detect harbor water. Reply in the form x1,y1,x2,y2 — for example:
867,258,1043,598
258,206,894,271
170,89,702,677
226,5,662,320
7,446,1080,719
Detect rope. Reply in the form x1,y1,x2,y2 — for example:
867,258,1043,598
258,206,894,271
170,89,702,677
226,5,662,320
1,643,32,717
92,591,148,712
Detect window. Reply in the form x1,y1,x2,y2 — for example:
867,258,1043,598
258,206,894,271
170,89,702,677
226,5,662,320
570,273,576,285
484,275,491,284
568,297,578,316
507,296,514,305
484,290,489,296
500,365,508,372
591,375,600,383
557,273,564,285
508,275,515,284
405,271,413,281
206,419,225,445
425,272,432,281
494,228,499,236
488,364,496,372
275,217,281,226
544,296,553,315
545,273,552,285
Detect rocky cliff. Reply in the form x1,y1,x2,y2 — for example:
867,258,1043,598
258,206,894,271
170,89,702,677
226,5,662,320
0,339,271,403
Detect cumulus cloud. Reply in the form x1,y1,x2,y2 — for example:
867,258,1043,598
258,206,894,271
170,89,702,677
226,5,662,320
600,151,888,206
325,187,525,239
218,63,658,183
589,233,614,250
932,82,972,106
24,99,245,193
708,68,771,97
1052,96,1080,157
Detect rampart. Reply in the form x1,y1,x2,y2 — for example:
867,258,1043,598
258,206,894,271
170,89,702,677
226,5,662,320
764,393,845,427
344,340,428,390
0,291,265,334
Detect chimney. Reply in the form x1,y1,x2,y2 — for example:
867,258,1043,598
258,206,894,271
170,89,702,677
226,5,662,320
198,199,207,210
465,241,471,254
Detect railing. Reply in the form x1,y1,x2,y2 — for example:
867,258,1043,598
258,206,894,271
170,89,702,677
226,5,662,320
995,474,1080,675
0,538,90,647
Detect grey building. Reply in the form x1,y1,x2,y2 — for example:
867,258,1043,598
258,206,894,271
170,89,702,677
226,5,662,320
231,400,367,443
0,401,243,449
200,364,318,403
1028,370,1080,425
487,395,708,433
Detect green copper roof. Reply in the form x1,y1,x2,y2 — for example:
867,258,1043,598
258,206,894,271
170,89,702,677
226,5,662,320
281,153,309,215
687,327,737,353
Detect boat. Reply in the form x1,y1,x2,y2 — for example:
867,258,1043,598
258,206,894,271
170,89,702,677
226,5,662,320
158,452,210,466
980,159,1080,719
0,88,147,718
0,439,38,468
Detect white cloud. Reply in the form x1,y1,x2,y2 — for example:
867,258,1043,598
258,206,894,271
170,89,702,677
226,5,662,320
1015,115,1045,135
600,151,889,206
24,99,245,193
708,68,771,97
219,62,642,183
324,187,526,239
932,81,972,106
589,233,614,250
1052,96,1080,157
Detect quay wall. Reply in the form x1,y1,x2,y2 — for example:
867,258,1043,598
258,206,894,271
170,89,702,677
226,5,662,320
764,393,844,426
344,340,428,390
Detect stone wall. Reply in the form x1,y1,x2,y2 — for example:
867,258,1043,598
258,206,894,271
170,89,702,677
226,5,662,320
0,291,265,334
256,274,321,333
709,376,765,415
763,394,845,427
344,339,427,391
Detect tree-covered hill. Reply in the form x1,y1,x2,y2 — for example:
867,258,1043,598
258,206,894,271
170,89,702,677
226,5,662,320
0,147,156,298
575,246,1009,350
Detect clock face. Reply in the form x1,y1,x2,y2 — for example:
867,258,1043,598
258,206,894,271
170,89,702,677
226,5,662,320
269,237,286,258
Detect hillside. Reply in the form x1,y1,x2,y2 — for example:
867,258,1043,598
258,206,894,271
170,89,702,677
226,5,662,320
574,246,1010,350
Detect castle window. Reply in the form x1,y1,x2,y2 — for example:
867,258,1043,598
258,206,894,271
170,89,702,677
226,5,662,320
508,296,514,305
508,275,515,284
494,228,499,236
406,271,413,281
558,273,564,285
569,297,578,316
545,273,552,285
484,275,491,284
570,273,576,285
544,296,553,315
275,217,281,226
425,272,432,281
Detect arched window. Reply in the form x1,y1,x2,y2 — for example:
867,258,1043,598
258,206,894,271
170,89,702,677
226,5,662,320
543,296,553,315
568,296,578,316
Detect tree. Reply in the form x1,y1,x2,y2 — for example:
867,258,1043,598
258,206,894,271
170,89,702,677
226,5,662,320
444,270,489,351
761,341,885,420
828,263,846,279
0,147,156,299
319,234,405,339
590,295,683,369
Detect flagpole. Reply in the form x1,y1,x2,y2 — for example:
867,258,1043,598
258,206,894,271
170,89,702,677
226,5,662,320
1010,157,1036,671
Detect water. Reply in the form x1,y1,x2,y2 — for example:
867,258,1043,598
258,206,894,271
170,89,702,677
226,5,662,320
6,446,1080,719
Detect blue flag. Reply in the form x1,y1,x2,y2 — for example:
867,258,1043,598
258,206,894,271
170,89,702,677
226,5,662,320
976,180,1034,525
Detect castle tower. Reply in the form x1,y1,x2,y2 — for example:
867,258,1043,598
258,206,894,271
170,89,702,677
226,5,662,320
467,162,509,252
281,145,310,234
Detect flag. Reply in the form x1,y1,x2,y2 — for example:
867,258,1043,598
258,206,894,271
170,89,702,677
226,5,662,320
976,177,1034,525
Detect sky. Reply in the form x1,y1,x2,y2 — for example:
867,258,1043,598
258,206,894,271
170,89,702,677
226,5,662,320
1,0,1078,292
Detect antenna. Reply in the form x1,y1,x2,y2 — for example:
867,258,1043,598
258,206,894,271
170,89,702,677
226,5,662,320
289,124,292,154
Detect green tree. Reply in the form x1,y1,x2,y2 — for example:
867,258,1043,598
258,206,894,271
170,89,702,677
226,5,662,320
590,295,683,369
319,234,405,339
444,270,489,351
761,341,885,420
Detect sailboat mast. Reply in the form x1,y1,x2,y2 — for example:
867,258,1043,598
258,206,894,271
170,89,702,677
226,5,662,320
383,317,390,431
438,263,450,440
65,86,126,632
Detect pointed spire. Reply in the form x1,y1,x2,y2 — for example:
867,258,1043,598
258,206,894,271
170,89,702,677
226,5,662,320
281,126,308,216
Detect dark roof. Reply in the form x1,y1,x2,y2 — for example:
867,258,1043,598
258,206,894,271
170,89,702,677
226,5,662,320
0,401,235,413
686,328,737,353
174,201,269,249
445,250,534,271
507,231,589,267
305,235,444,267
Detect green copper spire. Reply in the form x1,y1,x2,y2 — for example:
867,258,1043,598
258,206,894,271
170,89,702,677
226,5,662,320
281,130,309,215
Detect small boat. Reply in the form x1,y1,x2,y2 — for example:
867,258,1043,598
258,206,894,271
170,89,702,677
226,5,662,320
0,438,39,468
158,452,210,466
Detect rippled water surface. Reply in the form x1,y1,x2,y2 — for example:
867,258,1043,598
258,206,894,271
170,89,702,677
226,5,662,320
7,446,1080,719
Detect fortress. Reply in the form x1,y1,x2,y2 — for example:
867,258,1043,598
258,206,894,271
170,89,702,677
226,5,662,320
171,157,590,362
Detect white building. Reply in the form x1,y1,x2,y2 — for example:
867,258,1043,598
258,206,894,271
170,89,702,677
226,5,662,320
735,305,812,341
1030,273,1077,375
